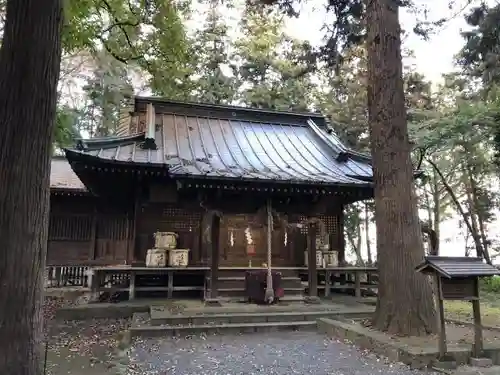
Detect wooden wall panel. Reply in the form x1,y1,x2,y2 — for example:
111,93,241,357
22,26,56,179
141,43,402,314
47,241,91,265
47,208,93,265
48,195,134,265
94,213,130,263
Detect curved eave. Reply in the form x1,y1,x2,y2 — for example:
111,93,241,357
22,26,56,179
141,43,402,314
64,148,170,170
173,172,373,190
307,119,371,160
65,148,372,190
75,133,146,151
352,170,424,183
346,175,373,183
50,187,89,196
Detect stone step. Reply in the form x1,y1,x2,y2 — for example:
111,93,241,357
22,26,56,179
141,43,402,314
150,309,373,326
208,276,303,290
222,295,305,303
208,287,304,298
452,365,500,375
130,320,317,338
216,268,301,278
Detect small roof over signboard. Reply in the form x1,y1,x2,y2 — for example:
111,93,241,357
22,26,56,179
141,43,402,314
415,256,500,278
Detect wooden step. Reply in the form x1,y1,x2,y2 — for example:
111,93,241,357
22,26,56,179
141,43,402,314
130,320,317,337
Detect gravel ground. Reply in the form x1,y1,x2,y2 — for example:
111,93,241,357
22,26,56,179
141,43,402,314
125,331,437,375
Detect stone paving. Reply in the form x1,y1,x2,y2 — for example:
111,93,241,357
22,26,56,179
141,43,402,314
125,331,438,375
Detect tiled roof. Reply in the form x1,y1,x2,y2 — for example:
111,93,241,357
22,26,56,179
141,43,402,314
50,157,85,191
415,256,500,278
66,100,373,187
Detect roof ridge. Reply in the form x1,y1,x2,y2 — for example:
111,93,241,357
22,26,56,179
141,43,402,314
134,96,325,120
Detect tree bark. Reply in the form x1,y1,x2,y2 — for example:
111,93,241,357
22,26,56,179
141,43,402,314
0,1,63,375
366,0,437,336
465,158,490,261
431,167,441,250
464,170,483,257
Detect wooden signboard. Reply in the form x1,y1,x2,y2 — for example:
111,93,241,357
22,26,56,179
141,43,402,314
440,277,478,301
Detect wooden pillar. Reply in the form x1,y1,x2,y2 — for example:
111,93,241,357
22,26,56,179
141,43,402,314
338,204,346,265
128,195,140,264
207,213,221,305
306,222,320,303
167,270,174,299
129,271,136,300
89,205,97,261
436,276,448,359
325,269,331,298
90,269,100,302
472,277,483,358
354,271,361,298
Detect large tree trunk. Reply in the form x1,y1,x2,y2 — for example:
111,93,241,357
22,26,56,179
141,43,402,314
366,0,437,336
0,1,63,375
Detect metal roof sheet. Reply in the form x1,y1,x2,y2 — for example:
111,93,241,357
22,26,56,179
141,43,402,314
50,157,85,191
68,113,372,186
415,256,500,278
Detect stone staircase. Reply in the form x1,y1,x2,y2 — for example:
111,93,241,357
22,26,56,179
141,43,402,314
452,365,500,375
205,268,304,301
128,302,374,338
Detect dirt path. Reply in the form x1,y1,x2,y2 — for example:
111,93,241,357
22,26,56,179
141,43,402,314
45,319,129,375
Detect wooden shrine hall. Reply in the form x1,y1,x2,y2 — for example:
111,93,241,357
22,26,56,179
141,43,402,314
47,97,376,302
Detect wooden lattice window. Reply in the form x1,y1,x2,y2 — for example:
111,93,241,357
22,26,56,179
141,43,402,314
161,207,201,231
297,215,339,235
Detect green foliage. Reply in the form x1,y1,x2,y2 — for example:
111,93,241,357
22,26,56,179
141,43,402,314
232,7,315,111
63,0,191,100
458,3,500,89
480,276,500,294
53,106,81,151
79,51,134,137
188,1,238,104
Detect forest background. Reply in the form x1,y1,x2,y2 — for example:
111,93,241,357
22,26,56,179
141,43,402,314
52,0,500,265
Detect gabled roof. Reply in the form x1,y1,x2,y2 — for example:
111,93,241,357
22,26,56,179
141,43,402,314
50,157,86,191
415,256,500,278
66,98,373,187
